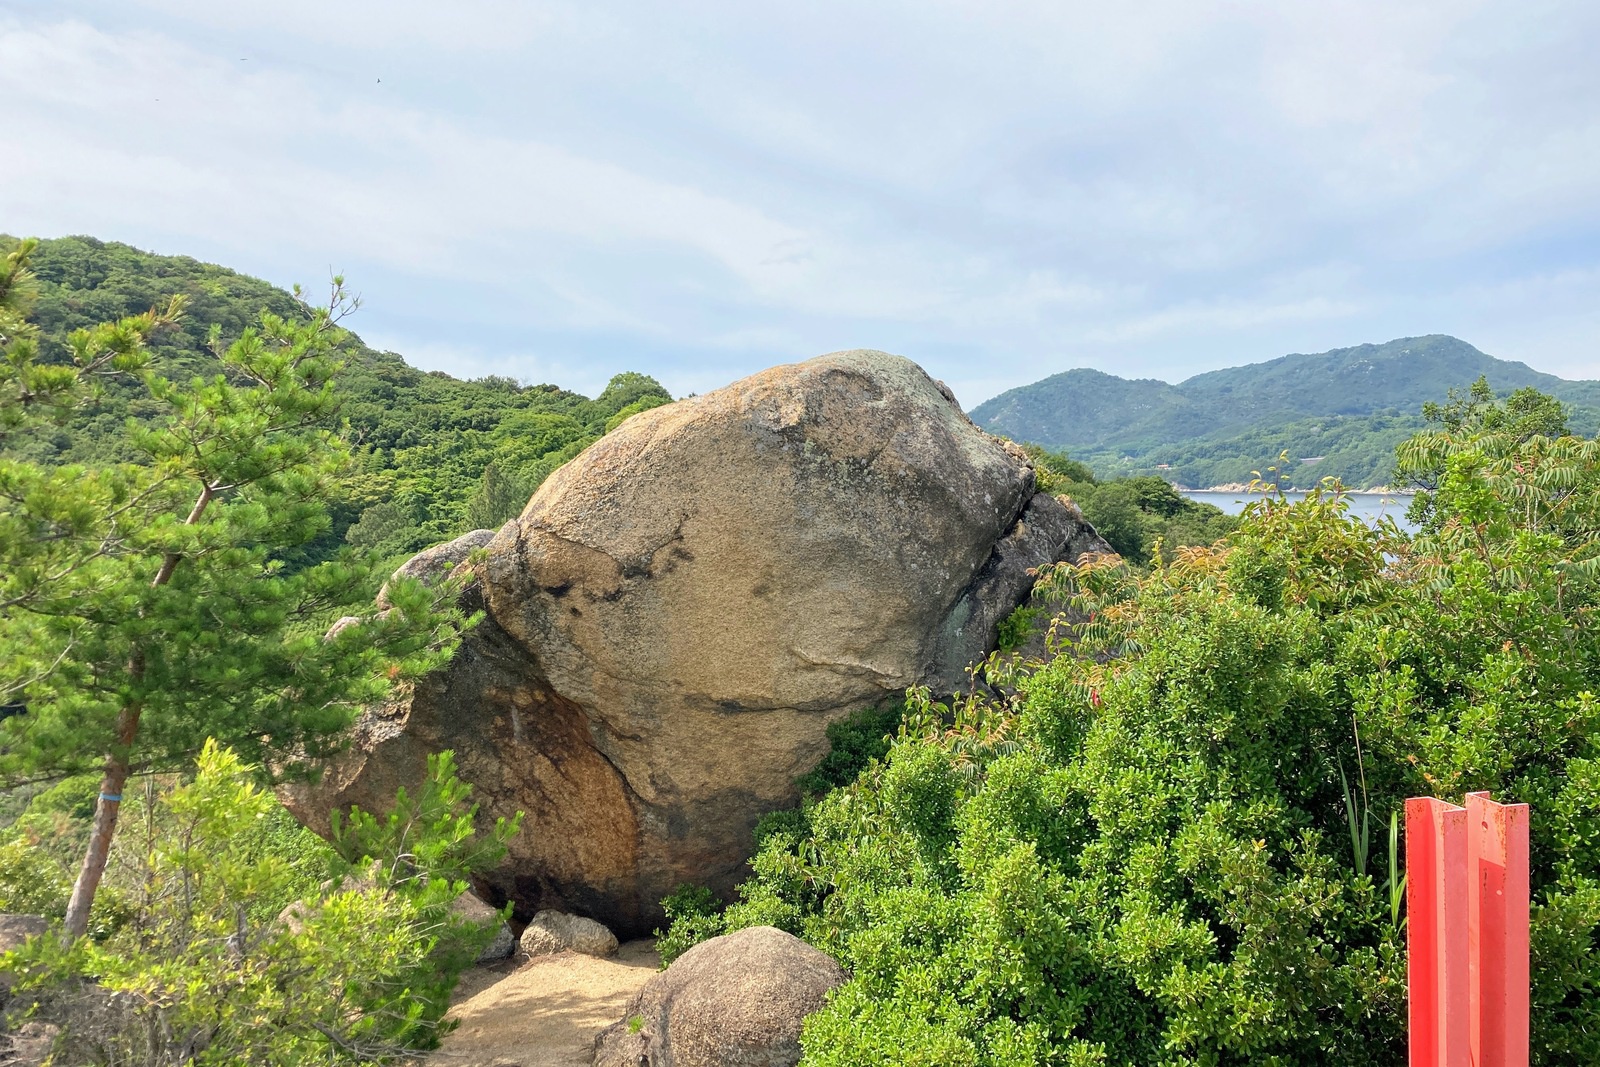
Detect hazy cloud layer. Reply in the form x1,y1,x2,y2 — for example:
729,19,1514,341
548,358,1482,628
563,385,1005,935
5,1,1598,403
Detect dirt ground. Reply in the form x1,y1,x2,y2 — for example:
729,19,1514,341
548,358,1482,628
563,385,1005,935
427,940,660,1067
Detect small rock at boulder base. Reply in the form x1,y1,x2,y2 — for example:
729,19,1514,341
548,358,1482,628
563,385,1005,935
593,926,846,1067
452,890,516,963
281,350,1112,935
519,909,619,958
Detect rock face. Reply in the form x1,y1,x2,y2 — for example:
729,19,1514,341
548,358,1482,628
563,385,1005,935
519,910,620,958
452,890,517,963
282,351,1111,935
592,926,846,1067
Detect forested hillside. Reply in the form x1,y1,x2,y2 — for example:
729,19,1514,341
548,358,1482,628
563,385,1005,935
973,334,1600,487
1,234,672,563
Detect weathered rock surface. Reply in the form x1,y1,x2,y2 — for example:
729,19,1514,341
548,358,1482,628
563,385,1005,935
377,527,495,611
282,350,1110,935
519,910,619,958
452,891,516,963
592,926,846,1067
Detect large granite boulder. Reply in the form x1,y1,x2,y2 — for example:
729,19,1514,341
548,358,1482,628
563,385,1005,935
592,926,846,1067
282,351,1110,935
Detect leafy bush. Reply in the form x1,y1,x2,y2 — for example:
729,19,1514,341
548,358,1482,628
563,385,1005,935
996,605,1044,653
0,743,515,1064
1025,446,1237,565
716,395,1600,1065
655,884,725,966
796,703,904,798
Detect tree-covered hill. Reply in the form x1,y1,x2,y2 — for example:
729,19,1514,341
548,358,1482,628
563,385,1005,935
961,368,1206,455
973,334,1600,487
2,234,672,560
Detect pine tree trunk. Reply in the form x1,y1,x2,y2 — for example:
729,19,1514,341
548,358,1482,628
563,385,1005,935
61,703,141,939
61,484,213,941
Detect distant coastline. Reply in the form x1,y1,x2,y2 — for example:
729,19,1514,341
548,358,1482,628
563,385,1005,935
1188,483,1416,495
1181,486,1419,531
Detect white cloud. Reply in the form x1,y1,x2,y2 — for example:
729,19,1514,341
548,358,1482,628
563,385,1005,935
4,1,1599,403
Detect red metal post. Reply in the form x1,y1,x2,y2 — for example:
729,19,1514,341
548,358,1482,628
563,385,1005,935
1407,795,1470,1067
1465,792,1530,1067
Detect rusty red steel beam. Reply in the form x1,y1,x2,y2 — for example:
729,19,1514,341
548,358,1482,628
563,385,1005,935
1406,792,1529,1067
1465,792,1530,1067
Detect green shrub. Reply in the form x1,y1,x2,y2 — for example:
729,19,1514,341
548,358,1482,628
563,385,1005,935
796,702,903,798
996,605,1043,652
0,742,516,1063
720,405,1600,1065
655,883,725,966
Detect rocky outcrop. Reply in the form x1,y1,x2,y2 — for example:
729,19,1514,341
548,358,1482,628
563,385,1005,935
282,351,1110,935
519,910,619,958
593,926,846,1067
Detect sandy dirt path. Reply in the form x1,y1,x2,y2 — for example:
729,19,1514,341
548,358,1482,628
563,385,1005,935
428,940,660,1067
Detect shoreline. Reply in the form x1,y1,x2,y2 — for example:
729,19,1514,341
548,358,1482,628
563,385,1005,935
1184,484,1416,495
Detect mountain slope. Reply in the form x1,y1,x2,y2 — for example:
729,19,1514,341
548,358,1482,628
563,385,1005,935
966,369,1201,453
4,233,671,560
972,335,1600,488
1177,335,1580,421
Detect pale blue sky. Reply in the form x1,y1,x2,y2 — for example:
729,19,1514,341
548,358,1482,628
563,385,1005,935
5,1,1598,405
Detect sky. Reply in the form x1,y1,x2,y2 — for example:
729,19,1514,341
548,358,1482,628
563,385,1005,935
4,1,1599,407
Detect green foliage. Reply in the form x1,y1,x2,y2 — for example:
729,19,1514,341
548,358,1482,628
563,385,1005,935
996,606,1044,653
0,265,462,787
974,335,1600,488
1,237,490,939
0,742,512,1063
1420,375,1571,440
1398,374,1588,536
1024,447,1237,564
1,234,672,560
463,461,538,531
0,835,73,917
604,393,672,434
796,703,904,798
655,884,725,966
717,399,1600,1064
596,371,673,413
330,749,521,901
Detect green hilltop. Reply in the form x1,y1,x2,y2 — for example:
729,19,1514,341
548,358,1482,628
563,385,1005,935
971,334,1600,487
2,234,672,563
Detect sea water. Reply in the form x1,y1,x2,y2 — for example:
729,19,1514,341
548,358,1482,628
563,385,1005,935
1181,490,1419,534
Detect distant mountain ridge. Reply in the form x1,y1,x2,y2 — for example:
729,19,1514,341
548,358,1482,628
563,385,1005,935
970,335,1600,489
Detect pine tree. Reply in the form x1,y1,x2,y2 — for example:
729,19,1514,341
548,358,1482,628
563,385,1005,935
0,239,464,938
